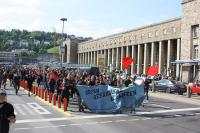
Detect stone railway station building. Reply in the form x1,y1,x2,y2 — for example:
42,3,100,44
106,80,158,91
62,0,200,83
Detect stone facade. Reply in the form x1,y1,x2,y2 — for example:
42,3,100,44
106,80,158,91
181,0,200,82
63,0,200,83
62,39,83,64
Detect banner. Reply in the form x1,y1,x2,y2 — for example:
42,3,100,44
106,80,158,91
76,85,145,113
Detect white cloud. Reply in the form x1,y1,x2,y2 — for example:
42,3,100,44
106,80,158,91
52,19,124,38
1,0,41,7
0,0,124,39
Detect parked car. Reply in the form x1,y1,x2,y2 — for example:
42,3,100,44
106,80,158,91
149,79,186,94
191,84,200,95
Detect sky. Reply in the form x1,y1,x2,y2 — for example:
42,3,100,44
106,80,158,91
0,0,182,39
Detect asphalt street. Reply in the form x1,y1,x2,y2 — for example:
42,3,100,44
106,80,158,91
5,85,200,133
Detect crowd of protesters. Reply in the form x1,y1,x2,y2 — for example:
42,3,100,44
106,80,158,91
0,66,155,112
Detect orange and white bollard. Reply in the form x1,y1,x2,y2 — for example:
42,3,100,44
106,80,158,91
53,93,57,106
49,93,52,103
41,89,44,99
63,98,68,111
33,86,36,95
45,90,48,101
58,95,61,108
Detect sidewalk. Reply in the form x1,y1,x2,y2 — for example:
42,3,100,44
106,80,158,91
149,91,200,106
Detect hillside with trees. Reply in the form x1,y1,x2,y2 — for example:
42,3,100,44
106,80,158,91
0,29,92,57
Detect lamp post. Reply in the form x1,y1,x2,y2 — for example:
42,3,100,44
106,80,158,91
60,18,67,67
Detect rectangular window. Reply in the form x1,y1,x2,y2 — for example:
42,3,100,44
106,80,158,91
193,45,198,59
163,29,167,35
155,30,159,36
148,32,152,38
172,27,176,34
192,25,199,38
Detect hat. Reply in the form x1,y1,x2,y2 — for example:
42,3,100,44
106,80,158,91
0,88,7,95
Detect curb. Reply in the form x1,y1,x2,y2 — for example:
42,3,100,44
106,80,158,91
149,92,200,106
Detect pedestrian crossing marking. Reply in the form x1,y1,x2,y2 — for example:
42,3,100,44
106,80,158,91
27,103,51,115
13,102,51,115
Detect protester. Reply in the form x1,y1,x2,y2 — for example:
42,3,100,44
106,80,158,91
13,72,20,95
0,88,16,133
25,74,35,96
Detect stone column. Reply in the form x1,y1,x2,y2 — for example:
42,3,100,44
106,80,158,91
121,47,124,71
83,53,85,64
137,44,141,74
112,48,114,65
176,39,181,78
167,40,171,76
94,51,96,65
97,50,99,66
151,42,155,66
108,49,110,67
116,47,119,69
131,45,134,75
159,41,163,74
78,53,80,64
126,46,129,73
143,43,147,74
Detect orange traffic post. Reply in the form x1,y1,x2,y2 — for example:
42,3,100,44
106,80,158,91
44,90,48,101
38,88,41,97
33,86,36,95
42,89,44,99
49,93,52,103
53,93,57,106
58,95,61,108
39,88,42,98
63,98,68,111
37,87,40,96
35,87,38,95
33,86,36,94
31,87,33,93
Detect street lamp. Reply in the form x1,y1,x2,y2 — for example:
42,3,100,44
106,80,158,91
60,18,67,67
60,18,67,40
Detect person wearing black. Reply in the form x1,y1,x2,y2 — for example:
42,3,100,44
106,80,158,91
77,78,87,112
124,76,132,87
25,74,35,96
56,78,63,100
110,77,117,86
144,78,151,101
0,88,16,133
61,78,71,107
89,75,96,86
13,72,20,95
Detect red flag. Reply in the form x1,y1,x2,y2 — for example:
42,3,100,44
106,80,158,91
122,57,134,69
146,66,159,76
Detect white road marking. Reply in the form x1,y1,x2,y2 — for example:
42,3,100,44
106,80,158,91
128,119,139,121
141,118,152,120
27,103,51,114
136,107,200,115
14,104,27,115
174,114,182,117
115,120,126,122
85,122,99,125
14,128,30,131
100,121,113,124
21,104,36,115
147,103,171,109
70,123,83,126
16,107,200,124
